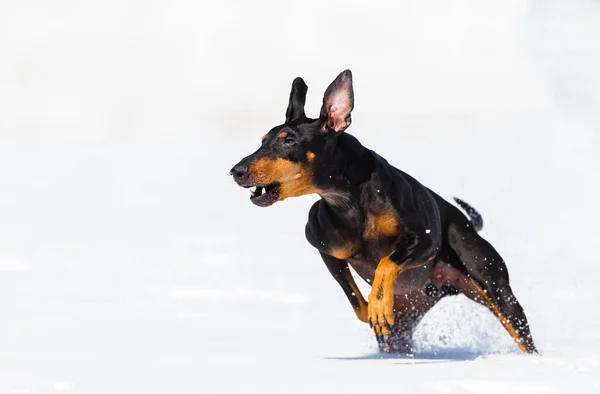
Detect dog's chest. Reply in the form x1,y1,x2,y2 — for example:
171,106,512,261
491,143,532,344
346,216,401,282
307,218,362,260
307,204,401,263
307,210,401,286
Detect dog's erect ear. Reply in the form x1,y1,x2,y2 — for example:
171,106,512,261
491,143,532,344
320,69,354,133
285,77,308,123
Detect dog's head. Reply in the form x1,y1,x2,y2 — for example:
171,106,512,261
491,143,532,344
230,70,355,207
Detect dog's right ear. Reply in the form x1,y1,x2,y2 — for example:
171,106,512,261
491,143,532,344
285,77,308,123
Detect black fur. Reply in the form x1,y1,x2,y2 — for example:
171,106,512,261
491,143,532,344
231,70,537,354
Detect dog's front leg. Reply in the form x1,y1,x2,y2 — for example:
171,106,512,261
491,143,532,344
367,232,435,339
319,252,369,323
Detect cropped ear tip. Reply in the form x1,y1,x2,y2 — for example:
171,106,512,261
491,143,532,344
292,77,307,87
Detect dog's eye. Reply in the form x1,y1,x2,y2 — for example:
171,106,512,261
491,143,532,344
283,137,296,146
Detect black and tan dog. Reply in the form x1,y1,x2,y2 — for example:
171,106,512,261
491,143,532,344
230,70,537,354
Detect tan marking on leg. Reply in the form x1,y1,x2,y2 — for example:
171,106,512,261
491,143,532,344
342,268,369,323
466,278,532,354
369,254,435,335
368,254,402,335
429,261,532,354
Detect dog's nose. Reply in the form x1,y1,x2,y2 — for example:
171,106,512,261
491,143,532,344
230,164,249,182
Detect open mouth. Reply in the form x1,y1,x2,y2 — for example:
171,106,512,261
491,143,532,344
247,183,280,207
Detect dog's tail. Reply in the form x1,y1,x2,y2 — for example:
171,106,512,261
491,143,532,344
453,197,483,232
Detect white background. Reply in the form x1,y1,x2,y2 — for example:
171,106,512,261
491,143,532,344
1,0,599,393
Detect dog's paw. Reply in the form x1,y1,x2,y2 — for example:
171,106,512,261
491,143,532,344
367,292,395,338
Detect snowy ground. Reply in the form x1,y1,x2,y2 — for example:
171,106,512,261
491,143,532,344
1,0,600,393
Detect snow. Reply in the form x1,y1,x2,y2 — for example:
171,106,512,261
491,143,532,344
1,0,600,393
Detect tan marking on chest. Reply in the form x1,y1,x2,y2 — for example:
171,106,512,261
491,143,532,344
329,240,360,260
364,211,398,238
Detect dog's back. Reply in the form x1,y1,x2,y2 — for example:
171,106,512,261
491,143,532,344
231,70,536,354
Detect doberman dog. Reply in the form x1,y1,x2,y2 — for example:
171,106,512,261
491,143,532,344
230,70,537,354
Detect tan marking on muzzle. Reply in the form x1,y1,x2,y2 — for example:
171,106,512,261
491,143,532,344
249,157,321,201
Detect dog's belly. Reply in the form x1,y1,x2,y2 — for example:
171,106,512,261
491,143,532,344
428,260,473,291
348,257,464,296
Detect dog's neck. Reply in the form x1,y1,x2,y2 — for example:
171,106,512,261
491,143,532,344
317,133,376,215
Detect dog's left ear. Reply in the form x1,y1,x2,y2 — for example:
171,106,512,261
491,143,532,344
285,77,308,123
320,69,354,133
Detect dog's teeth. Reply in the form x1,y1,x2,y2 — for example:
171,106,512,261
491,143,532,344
260,188,266,196
250,186,257,193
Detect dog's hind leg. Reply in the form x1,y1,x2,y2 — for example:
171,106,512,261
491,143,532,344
381,288,442,354
446,208,537,354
